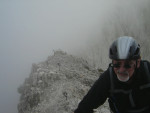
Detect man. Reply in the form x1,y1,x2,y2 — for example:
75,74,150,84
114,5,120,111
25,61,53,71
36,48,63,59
74,36,150,113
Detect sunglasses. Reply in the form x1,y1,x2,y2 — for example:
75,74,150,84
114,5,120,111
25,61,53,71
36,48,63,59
112,63,135,69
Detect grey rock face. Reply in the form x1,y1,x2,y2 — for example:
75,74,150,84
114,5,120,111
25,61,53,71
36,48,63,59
18,50,110,113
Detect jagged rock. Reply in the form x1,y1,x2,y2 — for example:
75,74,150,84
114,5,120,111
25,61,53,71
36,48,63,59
18,50,110,113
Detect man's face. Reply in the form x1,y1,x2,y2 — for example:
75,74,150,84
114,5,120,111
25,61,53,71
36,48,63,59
112,59,141,82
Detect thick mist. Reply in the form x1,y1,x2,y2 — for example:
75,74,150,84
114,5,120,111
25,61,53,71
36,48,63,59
81,0,150,69
0,0,150,113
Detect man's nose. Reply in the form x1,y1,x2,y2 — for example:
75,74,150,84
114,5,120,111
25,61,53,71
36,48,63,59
118,65,126,71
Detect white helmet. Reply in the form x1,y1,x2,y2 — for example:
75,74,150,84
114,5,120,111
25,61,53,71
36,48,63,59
109,36,140,60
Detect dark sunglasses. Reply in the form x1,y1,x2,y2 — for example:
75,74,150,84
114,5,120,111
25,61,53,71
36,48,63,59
112,63,135,69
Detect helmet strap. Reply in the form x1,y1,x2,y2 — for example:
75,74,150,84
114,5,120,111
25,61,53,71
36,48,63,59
134,59,138,72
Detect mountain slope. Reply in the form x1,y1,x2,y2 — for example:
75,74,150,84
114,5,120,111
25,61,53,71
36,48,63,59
18,50,110,113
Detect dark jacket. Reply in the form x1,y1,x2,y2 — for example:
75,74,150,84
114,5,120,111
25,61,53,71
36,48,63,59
74,60,150,113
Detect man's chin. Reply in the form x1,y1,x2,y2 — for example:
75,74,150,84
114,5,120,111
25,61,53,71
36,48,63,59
117,74,130,82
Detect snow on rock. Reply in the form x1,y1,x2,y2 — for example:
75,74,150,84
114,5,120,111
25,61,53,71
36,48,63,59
18,50,110,113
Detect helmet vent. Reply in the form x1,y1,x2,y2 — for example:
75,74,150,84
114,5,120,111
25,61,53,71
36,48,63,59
134,48,140,55
110,49,113,55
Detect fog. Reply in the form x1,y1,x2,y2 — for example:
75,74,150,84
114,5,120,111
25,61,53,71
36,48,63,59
0,0,149,113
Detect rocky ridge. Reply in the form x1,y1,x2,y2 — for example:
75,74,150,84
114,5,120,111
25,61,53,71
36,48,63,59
18,50,110,113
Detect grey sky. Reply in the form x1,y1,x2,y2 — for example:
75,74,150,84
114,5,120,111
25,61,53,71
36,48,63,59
0,0,113,113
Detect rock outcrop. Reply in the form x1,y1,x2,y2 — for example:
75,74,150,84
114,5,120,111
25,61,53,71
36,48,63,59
18,50,110,113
